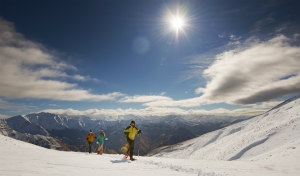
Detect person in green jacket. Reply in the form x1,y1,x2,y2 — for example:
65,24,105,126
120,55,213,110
123,120,141,161
96,130,106,155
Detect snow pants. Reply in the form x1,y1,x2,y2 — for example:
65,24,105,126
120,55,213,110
87,141,93,153
97,144,103,154
127,139,134,159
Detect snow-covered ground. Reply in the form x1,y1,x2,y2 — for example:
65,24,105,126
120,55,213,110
0,134,298,176
153,97,300,162
0,97,299,176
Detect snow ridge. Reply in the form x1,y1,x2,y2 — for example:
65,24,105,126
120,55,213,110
152,97,300,162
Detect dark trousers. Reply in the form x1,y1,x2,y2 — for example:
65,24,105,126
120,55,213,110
127,139,134,159
88,142,92,153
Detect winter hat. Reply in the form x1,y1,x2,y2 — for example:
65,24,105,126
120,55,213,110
89,129,92,132
131,120,135,124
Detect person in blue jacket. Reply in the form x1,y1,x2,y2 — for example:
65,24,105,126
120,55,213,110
96,130,106,155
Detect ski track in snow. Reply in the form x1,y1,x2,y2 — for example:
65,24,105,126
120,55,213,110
203,131,224,147
228,132,276,161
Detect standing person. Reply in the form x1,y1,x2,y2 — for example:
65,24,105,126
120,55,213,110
96,130,106,155
123,120,141,161
86,129,96,154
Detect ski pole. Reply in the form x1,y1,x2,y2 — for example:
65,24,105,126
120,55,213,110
138,133,140,157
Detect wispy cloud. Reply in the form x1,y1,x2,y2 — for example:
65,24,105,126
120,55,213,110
72,74,100,82
42,99,282,119
201,35,300,105
119,94,173,103
0,18,117,102
41,106,256,119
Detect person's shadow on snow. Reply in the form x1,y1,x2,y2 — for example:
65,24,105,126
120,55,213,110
110,159,130,163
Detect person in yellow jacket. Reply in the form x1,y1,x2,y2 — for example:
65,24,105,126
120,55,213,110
123,120,141,161
86,129,96,153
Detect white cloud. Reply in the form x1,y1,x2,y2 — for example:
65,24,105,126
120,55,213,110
72,74,100,82
119,95,173,103
40,107,206,118
195,87,205,94
199,35,300,105
41,103,269,119
0,18,115,102
142,96,203,108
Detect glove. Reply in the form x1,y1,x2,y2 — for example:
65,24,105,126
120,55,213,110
138,130,141,134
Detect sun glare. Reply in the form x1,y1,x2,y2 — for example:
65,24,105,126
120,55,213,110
170,16,185,31
162,5,191,39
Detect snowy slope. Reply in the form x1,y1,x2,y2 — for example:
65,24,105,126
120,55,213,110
0,97,299,176
151,97,300,163
1,133,299,176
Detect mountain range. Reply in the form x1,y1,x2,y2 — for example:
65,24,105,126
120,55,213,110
0,111,248,155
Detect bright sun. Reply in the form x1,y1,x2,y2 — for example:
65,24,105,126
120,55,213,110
170,16,185,31
163,6,190,38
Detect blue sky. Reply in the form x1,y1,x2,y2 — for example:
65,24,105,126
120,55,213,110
0,0,299,118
